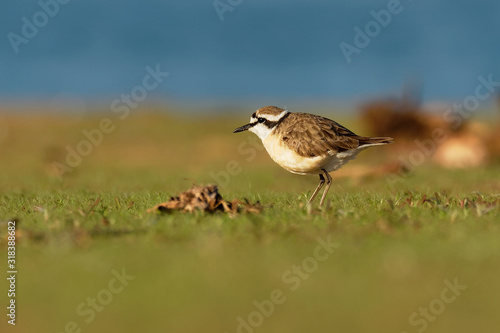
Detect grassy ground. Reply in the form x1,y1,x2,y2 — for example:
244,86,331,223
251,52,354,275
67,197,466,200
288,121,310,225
1,111,500,333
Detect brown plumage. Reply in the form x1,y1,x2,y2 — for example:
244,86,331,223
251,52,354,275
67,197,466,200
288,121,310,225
276,112,393,158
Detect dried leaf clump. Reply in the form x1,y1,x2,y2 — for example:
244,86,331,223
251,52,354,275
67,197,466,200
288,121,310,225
148,185,262,214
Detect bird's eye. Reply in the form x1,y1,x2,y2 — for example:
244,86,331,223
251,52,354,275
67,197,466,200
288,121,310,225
258,118,265,123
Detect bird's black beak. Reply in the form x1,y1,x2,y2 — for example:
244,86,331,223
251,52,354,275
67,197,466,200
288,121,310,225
233,123,254,133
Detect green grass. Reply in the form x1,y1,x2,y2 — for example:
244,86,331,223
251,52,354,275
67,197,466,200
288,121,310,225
1,112,500,333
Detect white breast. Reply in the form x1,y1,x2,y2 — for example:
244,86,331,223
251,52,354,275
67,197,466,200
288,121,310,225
261,135,364,175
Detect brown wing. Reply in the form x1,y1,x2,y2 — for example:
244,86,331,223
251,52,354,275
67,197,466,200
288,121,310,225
277,113,378,157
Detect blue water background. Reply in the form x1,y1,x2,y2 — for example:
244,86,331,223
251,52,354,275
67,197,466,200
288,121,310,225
1,0,499,111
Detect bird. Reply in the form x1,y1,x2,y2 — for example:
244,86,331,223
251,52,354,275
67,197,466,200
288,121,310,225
233,106,393,206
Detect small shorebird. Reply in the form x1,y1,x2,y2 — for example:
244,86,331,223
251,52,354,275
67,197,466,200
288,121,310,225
233,106,393,206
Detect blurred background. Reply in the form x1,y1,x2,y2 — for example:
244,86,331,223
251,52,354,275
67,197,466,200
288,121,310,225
1,0,500,109
2,1,500,333
2,0,500,178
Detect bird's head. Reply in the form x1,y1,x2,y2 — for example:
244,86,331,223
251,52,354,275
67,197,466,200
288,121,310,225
233,106,289,140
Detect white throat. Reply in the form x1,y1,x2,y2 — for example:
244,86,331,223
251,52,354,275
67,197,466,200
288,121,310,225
249,123,274,140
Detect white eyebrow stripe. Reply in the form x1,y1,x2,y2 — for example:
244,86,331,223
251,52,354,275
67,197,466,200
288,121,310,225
259,110,289,122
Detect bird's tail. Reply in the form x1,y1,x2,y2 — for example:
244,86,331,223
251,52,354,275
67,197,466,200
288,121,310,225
358,136,394,147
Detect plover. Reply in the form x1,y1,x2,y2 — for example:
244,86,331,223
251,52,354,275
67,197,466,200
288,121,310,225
233,106,393,206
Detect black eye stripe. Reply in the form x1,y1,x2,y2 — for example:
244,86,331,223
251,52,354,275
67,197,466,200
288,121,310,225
264,120,278,127
255,118,275,127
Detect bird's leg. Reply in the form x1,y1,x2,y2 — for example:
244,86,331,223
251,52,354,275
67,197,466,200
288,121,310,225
307,173,325,205
319,169,332,206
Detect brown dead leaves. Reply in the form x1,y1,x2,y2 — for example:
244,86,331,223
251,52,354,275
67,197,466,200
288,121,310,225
148,185,262,215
